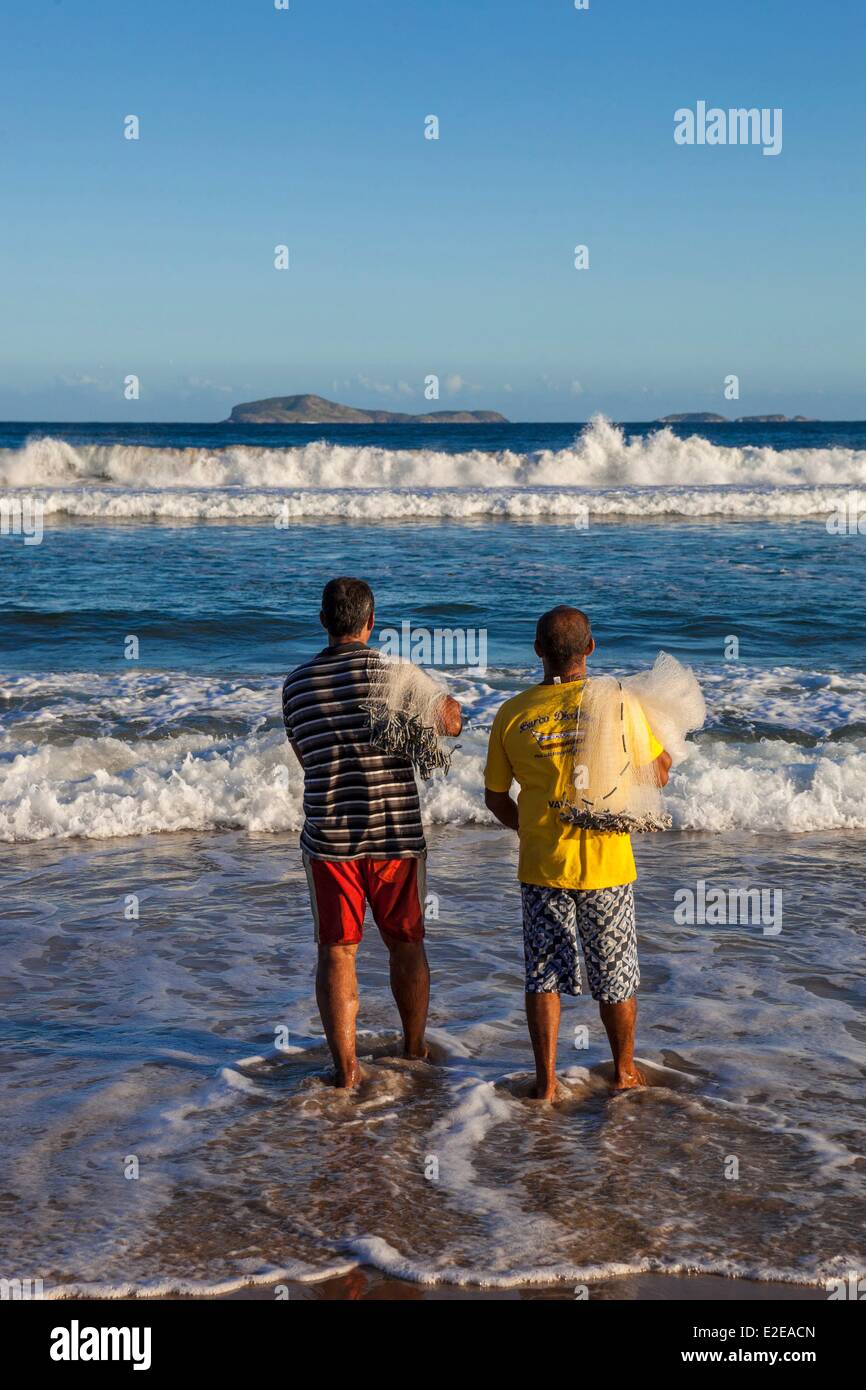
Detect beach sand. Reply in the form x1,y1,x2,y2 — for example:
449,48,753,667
3,824,862,1301
215,1268,827,1301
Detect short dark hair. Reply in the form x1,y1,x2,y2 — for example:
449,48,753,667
535,605,592,673
321,576,374,638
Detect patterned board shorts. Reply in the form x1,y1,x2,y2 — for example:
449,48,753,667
520,881,639,1001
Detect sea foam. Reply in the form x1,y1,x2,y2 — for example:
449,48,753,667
3,665,865,841
6,483,860,521
2,417,866,499
2,719,865,841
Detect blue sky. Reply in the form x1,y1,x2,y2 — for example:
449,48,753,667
1,0,863,421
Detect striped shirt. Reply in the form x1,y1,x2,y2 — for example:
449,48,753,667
282,642,426,861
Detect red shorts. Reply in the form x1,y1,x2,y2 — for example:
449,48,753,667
303,854,427,946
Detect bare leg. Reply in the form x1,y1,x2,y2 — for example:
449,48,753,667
315,942,361,1088
599,995,645,1090
383,938,429,1058
525,992,560,1101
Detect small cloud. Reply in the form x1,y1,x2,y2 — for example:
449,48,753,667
184,376,235,395
356,374,395,395
539,373,563,394
56,372,113,392
570,380,584,397
503,383,513,393
445,373,463,394
396,380,415,397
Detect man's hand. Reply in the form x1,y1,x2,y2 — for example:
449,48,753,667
485,788,519,831
653,750,672,787
435,694,463,737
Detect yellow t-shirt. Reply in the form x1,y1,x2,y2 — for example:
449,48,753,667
484,681,663,890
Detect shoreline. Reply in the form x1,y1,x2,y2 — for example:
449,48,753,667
6,832,862,1302
123,1269,830,1302
13,1266,830,1303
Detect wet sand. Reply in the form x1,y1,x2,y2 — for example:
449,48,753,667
210,1268,828,1300
4,825,862,1300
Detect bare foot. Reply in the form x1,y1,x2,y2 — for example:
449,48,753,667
403,1045,430,1062
530,1082,559,1102
611,1065,646,1091
333,1060,362,1089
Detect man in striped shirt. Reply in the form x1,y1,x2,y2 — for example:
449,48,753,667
283,577,462,1088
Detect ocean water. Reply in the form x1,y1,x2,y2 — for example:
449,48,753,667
1,417,864,1295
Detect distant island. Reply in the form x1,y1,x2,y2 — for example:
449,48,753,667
656,413,816,425
226,393,509,425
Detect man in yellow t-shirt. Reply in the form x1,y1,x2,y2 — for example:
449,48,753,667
484,606,671,1100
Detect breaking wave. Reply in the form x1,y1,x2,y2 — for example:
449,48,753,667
5,485,860,521
2,667,865,842
2,417,866,502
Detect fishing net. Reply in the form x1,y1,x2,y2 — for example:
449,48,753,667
559,652,705,833
361,653,454,780
626,650,707,764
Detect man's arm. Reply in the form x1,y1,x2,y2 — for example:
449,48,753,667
637,708,671,788
483,706,515,826
289,739,305,769
282,676,303,767
435,694,463,737
485,787,519,831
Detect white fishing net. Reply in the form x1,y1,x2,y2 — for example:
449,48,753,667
626,650,707,763
361,653,455,779
560,652,705,833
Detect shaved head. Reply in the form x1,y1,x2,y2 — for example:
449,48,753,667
535,606,593,674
